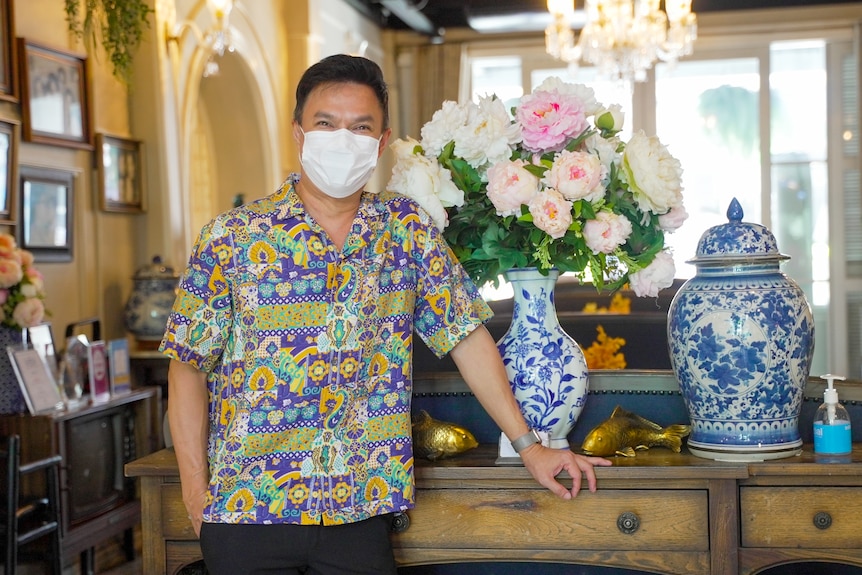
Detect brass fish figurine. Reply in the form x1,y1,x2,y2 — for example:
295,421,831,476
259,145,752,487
580,405,691,457
412,410,478,461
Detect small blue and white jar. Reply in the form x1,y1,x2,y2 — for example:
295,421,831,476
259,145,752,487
667,198,814,461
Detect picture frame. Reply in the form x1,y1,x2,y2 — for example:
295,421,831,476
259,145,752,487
17,38,91,149
88,340,110,402
0,0,16,100
18,165,74,262
0,119,18,224
96,134,145,213
7,346,64,414
107,338,132,395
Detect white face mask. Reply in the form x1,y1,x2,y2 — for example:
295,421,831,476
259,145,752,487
299,129,381,199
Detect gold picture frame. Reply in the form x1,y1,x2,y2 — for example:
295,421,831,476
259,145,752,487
96,133,145,213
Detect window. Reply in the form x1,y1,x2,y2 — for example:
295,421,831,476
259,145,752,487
465,13,860,376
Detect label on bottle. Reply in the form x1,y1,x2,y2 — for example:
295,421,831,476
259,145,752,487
813,421,852,455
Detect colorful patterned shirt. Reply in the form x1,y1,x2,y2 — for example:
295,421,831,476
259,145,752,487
160,178,491,526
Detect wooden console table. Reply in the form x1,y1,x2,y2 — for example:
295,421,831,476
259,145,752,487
125,444,862,575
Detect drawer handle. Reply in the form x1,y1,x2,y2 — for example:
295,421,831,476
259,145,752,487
391,512,410,533
813,511,832,530
617,511,640,535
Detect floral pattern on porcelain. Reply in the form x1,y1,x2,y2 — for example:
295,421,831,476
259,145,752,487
497,268,589,449
668,199,814,460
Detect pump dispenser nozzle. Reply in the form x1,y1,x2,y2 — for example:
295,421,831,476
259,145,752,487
819,373,846,424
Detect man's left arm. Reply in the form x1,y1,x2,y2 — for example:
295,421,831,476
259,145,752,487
449,325,612,499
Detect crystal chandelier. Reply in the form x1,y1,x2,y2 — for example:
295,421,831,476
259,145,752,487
545,0,697,83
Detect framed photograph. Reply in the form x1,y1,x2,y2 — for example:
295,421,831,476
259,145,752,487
0,119,18,224
96,134,145,213
107,338,132,395
0,0,16,100
7,346,64,414
18,165,74,262
18,38,91,149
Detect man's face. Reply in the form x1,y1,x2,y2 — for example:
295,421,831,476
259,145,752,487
293,82,390,156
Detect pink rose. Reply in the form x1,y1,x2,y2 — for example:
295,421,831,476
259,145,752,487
12,297,45,329
515,89,588,153
629,251,676,297
0,234,16,258
658,204,689,232
583,211,633,254
528,188,572,239
544,150,607,203
0,259,23,290
486,159,539,217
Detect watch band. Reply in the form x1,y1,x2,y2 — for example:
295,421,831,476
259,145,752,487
510,429,541,453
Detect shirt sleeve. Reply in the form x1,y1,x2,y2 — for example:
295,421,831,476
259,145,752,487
159,219,234,373
411,209,493,358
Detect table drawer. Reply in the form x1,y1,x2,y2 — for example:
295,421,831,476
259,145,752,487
394,489,708,551
160,483,197,539
741,486,862,548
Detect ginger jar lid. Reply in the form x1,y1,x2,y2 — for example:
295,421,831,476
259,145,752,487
690,198,789,264
133,255,179,280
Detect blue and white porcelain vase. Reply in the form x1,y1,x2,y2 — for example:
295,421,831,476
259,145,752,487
124,256,180,343
497,268,589,450
667,198,814,461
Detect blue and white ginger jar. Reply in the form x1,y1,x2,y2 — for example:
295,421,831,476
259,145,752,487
123,256,180,342
667,198,814,461
497,268,589,450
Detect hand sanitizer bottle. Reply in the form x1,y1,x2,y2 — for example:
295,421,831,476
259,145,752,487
813,374,852,456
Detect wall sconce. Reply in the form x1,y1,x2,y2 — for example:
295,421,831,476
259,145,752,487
167,0,236,77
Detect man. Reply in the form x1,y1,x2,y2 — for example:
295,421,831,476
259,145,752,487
162,54,611,575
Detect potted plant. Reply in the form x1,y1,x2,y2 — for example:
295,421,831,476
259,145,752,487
64,0,152,84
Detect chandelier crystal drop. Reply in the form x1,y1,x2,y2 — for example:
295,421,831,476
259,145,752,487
545,0,697,83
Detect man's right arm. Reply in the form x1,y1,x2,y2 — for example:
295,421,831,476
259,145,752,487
167,359,210,537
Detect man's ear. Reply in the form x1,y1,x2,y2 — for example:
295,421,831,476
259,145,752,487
377,128,392,158
292,121,303,145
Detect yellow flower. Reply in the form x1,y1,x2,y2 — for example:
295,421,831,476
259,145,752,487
583,325,627,370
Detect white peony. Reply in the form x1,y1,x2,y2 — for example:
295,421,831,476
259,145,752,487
629,250,676,297
420,100,468,158
584,132,621,173
387,138,464,231
453,95,521,170
621,130,684,215
658,204,689,232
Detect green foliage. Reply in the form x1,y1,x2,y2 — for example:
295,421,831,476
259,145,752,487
64,0,153,84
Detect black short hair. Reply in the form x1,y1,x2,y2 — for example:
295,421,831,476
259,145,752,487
293,54,389,130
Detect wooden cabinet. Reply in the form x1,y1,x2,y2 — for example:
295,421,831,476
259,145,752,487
0,387,160,572
126,444,862,575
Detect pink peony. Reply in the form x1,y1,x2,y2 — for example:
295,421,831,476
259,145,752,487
515,89,588,153
583,211,633,255
528,188,572,239
544,150,607,203
658,204,689,232
12,297,45,329
629,251,676,297
486,159,539,217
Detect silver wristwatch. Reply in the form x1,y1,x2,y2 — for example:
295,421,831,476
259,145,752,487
510,429,541,453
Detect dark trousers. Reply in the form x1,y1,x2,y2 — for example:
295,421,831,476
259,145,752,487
198,516,398,575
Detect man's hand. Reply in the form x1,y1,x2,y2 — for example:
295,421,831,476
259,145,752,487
518,443,612,499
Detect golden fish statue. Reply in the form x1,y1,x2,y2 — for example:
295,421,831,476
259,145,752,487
580,405,691,457
412,410,478,461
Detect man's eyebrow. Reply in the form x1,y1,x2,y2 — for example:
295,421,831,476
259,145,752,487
311,111,377,124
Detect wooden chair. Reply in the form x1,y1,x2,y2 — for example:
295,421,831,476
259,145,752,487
0,435,63,575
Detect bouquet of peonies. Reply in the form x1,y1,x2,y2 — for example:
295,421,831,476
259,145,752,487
386,77,687,296
0,233,46,330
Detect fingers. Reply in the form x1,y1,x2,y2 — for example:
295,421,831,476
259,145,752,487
523,447,612,500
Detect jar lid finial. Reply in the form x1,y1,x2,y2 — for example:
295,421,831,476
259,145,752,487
727,197,744,222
